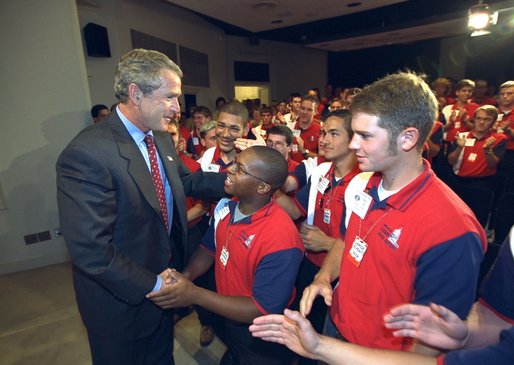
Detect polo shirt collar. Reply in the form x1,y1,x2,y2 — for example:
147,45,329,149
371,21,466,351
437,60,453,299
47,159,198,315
227,198,276,225
366,159,434,212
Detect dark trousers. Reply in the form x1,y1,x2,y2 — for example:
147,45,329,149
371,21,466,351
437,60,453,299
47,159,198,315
87,312,174,365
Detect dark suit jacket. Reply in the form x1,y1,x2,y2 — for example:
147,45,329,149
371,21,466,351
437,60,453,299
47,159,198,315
56,113,226,340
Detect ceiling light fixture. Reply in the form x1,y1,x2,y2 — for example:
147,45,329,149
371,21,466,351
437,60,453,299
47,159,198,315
468,1,498,37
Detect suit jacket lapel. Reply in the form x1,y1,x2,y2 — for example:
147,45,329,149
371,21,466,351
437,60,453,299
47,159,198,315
108,115,165,227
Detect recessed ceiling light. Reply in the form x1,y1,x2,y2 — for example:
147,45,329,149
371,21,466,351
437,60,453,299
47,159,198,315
252,1,277,10
347,2,362,8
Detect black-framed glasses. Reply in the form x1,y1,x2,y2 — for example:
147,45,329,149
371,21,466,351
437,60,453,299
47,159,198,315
233,162,270,185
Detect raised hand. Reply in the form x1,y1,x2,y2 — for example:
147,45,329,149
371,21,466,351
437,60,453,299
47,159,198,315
384,302,468,350
299,275,333,317
250,309,321,359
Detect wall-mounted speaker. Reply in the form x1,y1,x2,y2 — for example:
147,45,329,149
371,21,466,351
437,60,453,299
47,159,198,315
83,23,111,58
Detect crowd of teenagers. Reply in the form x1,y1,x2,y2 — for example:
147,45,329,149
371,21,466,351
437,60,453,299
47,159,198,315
57,48,513,365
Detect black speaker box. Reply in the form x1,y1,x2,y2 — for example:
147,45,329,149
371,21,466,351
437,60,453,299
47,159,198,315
84,23,111,58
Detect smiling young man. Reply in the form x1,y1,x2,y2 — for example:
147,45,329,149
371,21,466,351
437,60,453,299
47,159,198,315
154,146,304,365
290,95,322,162
198,100,247,173
448,105,506,190
57,49,227,365
442,79,479,144
299,71,486,355
274,110,359,358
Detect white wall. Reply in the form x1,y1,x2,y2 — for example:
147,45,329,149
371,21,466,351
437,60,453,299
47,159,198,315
0,0,328,274
226,35,327,101
79,0,328,110
0,0,91,274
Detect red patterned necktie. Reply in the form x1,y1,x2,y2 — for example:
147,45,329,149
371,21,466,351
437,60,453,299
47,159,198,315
144,135,169,231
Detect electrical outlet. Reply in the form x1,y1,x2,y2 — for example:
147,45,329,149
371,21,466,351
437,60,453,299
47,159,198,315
37,230,51,242
55,228,62,238
24,234,38,245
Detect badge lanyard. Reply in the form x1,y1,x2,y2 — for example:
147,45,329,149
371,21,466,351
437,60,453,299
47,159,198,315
318,168,341,224
220,214,239,269
347,183,391,268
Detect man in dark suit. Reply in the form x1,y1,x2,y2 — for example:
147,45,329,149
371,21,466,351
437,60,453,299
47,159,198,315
56,49,226,365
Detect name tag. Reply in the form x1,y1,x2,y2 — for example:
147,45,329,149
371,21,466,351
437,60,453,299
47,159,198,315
207,164,221,172
323,209,331,224
348,236,368,267
292,144,299,152
464,138,475,147
293,129,302,138
193,137,199,145
454,122,461,129
317,176,330,194
350,190,373,219
214,203,230,221
468,153,477,162
220,247,229,268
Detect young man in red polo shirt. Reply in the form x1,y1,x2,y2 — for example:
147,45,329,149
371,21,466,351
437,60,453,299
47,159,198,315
442,79,479,145
275,110,359,361
266,124,299,173
187,106,212,159
153,146,303,365
494,81,514,181
290,95,322,163
299,72,486,354
448,105,507,190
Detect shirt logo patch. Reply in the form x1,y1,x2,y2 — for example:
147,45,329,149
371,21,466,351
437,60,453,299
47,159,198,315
387,228,402,249
243,234,255,247
237,232,256,248
378,224,402,250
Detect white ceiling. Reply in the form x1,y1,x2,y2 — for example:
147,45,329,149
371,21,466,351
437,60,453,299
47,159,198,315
164,0,514,51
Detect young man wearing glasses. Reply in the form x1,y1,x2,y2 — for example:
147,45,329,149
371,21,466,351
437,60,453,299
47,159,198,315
152,146,304,365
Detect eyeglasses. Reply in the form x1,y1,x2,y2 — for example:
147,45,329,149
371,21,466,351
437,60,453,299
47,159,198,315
233,162,270,185
266,140,287,148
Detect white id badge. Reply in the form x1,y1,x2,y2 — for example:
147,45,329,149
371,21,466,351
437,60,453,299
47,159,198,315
347,236,368,267
317,176,330,194
351,191,373,219
468,153,477,162
193,137,199,145
214,203,230,221
293,129,302,138
455,122,461,129
292,144,299,152
323,209,331,224
207,164,221,172
220,247,229,268
465,138,476,147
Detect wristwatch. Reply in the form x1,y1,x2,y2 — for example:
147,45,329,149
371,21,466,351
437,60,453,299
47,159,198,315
302,149,310,156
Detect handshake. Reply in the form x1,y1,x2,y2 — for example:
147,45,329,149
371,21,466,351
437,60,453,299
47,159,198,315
146,268,196,309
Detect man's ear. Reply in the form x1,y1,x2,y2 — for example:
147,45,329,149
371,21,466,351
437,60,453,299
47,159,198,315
200,138,206,147
399,127,419,152
257,182,272,195
128,83,142,105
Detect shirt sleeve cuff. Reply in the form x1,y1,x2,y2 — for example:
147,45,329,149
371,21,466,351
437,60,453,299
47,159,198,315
151,275,162,293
